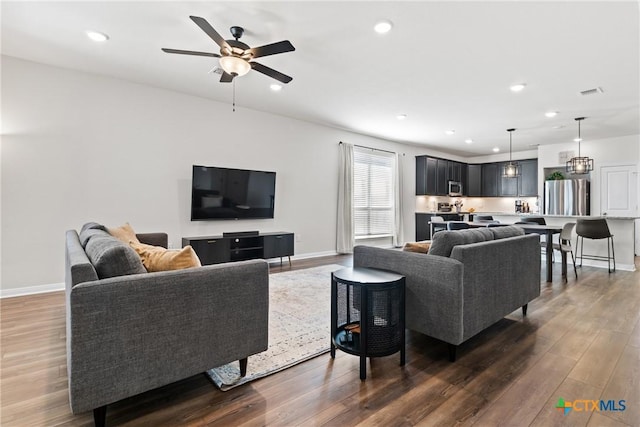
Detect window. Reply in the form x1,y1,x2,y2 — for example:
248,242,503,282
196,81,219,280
353,147,395,238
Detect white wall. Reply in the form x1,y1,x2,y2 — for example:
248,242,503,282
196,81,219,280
1,56,430,292
537,135,640,215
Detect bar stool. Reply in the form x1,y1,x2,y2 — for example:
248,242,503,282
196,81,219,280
575,218,615,273
553,222,577,279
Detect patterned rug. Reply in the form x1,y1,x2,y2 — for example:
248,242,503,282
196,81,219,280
207,264,344,391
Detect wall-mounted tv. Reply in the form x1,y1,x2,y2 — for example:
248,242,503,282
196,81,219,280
191,165,276,220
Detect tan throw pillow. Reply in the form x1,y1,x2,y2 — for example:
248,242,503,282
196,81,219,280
108,223,140,245
130,242,202,272
402,241,431,254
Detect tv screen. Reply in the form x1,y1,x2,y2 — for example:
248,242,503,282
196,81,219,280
191,165,276,220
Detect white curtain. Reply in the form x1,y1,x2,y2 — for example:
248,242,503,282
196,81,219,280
337,142,354,253
393,153,404,247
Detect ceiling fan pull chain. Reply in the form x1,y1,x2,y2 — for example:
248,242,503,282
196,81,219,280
233,79,236,112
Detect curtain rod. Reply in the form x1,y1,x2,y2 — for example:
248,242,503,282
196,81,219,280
339,141,397,155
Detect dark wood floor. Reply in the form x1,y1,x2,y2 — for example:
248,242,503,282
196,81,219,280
1,255,639,426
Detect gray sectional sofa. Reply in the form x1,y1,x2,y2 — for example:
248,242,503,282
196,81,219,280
354,226,541,361
65,223,269,426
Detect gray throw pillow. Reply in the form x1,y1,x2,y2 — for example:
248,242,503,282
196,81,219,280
78,227,110,247
428,228,494,257
85,234,146,279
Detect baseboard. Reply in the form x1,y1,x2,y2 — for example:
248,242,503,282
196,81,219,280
1,282,65,299
2,251,342,298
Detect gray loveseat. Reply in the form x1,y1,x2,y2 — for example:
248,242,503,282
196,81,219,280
65,223,269,426
354,226,540,361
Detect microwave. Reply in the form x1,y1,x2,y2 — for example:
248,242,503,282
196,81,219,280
448,181,463,196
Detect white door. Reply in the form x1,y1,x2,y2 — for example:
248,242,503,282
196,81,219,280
600,164,638,217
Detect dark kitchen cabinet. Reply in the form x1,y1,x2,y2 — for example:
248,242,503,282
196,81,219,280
481,163,499,197
436,159,448,195
467,164,482,197
415,156,438,195
518,159,538,196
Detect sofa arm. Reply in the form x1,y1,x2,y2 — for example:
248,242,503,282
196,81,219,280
67,259,268,414
353,245,465,345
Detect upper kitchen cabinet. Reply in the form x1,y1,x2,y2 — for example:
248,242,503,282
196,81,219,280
416,156,466,196
481,163,499,197
416,156,438,195
518,159,538,196
466,164,482,197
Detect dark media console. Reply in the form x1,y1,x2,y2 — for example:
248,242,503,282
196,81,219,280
182,232,294,266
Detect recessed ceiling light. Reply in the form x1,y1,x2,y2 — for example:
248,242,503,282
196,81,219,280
374,20,393,34
545,111,558,118
396,114,407,120
270,84,282,91
445,130,455,135
510,83,526,92
86,30,109,42
492,147,500,152
465,139,473,144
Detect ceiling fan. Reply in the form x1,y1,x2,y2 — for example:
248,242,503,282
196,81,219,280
162,16,295,84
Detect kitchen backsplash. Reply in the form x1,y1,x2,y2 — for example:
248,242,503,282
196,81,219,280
416,195,540,214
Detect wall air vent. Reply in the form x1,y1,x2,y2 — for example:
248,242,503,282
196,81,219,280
580,87,604,96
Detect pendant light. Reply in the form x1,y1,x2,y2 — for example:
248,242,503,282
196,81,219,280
503,128,520,178
566,117,593,174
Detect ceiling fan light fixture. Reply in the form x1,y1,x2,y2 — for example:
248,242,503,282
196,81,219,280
219,56,251,76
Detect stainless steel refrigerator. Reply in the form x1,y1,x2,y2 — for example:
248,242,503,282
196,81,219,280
544,179,590,216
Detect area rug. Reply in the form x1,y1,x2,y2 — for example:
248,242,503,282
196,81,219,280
206,264,344,391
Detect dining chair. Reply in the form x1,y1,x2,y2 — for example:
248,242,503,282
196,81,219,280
575,218,616,273
430,216,446,237
553,222,577,279
520,217,551,260
447,221,470,230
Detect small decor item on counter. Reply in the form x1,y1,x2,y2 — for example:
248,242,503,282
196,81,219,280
546,171,565,180
468,207,476,213
454,199,463,213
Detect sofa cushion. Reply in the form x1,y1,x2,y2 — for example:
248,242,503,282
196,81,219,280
402,241,431,254
80,222,107,234
85,234,147,278
108,222,141,245
490,225,525,240
129,242,201,272
428,228,494,257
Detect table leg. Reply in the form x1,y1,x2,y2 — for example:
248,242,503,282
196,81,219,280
546,232,553,282
360,355,366,380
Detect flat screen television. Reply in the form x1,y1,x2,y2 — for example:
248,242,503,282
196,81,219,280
191,165,276,220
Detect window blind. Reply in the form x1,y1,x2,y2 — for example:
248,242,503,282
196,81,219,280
353,147,395,237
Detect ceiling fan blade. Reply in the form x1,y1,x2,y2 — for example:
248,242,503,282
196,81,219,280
249,40,295,59
220,72,234,83
251,62,293,84
189,15,229,50
162,48,221,58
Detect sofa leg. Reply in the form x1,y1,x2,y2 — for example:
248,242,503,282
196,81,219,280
239,358,248,377
93,405,107,427
448,344,457,362
522,304,528,316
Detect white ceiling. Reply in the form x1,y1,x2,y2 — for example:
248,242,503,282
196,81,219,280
2,1,639,157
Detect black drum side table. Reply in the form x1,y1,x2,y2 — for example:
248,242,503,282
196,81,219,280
330,267,406,380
